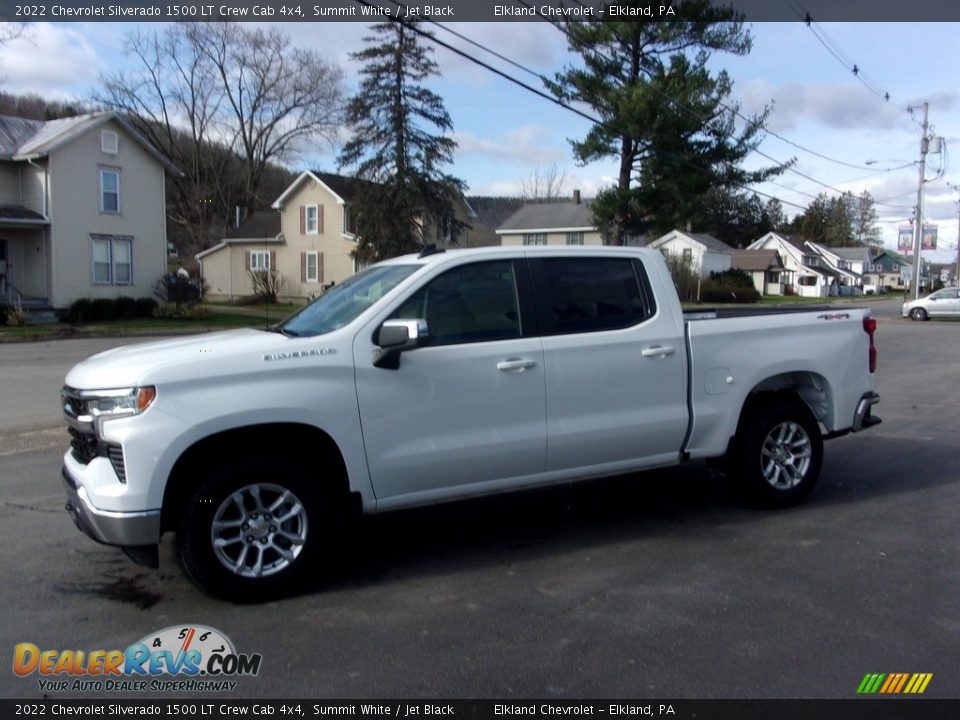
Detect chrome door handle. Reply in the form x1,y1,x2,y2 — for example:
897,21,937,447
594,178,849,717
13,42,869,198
641,346,675,358
497,359,536,372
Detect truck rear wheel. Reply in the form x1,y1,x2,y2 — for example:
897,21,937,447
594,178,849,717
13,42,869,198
177,458,334,600
735,397,823,508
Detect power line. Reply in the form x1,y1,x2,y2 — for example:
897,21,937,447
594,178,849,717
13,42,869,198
785,0,896,104
352,0,889,217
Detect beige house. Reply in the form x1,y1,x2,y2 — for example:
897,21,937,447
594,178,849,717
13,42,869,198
731,249,785,296
496,192,603,246
0,112,178,309
198,170,476,300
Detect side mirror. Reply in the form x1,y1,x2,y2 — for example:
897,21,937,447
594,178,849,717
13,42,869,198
373,319,429,369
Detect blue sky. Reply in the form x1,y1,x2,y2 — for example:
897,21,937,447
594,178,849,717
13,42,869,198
1,19,958,260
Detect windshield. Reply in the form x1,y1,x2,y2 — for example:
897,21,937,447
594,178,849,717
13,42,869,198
279,264,420,337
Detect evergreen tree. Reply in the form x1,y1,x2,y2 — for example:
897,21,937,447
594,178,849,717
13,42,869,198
852,191,881,246
339,21,466,261
550,2,788,244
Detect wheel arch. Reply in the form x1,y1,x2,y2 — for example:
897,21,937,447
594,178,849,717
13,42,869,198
740,370,833,432
160,423,353,533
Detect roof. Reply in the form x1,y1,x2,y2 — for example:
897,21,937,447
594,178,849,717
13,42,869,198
225,210,281,240
0,115,42,157
496,201,595,233
272,170,372,208
731,249,783,271
651,230,733,253
0,111,181,175
0,204,49,224
829,246,872,262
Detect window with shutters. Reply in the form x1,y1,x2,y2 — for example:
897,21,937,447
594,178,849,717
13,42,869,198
305,251,320,283
305,205,319,234
250,251,270,271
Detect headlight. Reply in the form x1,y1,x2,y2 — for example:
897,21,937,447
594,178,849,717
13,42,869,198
62,386,156,435
84,387,157,417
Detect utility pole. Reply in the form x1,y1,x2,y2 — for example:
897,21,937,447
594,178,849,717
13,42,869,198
911,102,929,300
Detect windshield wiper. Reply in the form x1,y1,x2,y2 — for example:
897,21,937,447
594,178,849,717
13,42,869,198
265,325,300,337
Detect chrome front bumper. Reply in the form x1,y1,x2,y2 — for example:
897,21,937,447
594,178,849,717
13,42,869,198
62,467,161,548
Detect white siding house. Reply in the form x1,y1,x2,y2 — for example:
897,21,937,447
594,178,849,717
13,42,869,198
649,230,733,276
0,112,178,309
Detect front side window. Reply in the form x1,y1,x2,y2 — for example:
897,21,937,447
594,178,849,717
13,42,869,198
280,264,419,337
100,168,120,214
392,260,521,346
91,236,133,285
523,233,547,246
682,248,693,264
566,232,584,246
768,271,781,283
531,257,656,335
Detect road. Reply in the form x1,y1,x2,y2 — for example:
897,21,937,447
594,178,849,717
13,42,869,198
1,299,957,700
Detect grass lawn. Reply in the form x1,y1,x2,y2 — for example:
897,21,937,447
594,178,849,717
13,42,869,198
202,299,305,315
0,311,278,342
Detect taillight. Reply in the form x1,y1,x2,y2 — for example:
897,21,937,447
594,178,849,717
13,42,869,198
863,317,877,373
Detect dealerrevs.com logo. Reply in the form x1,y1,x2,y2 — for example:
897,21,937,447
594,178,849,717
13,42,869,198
13,625,261,693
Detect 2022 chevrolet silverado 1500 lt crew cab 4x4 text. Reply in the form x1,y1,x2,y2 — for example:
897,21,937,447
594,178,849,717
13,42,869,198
61,246,880,599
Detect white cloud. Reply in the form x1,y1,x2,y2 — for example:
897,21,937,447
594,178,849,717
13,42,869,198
739,79,924,132
453,125,568,165
0,24,105,100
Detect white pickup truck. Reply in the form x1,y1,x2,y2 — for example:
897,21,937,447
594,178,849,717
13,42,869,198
61,246,880,599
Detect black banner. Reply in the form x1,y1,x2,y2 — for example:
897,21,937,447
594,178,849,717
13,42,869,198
1,0,960,23
1,700,959,720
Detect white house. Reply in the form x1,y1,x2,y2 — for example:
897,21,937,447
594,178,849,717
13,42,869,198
731,249,785,296
747,232,843,298
496,191,603,246
649,230,733,276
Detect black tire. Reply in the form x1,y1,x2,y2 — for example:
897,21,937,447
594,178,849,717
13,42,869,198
734,396,823,508
910,307,927,321
177,457,338,601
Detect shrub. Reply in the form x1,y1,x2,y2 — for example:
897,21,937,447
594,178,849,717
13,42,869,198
0,304,8,325
90,298,116,321
135,297,159,317
708,268,755,289
152,302,211,320
113,295,139,319
154,272,205,309
249,269,283,304
700,282,760,304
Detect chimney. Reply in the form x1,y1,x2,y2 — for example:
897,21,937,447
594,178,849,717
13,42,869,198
573,189,581,204
236,206,241,228
685,221,692,232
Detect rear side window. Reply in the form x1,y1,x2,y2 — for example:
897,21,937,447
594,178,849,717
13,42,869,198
530,257,656,335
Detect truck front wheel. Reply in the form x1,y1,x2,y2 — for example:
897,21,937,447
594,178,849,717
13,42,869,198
736,397,823,508
177,458,332,600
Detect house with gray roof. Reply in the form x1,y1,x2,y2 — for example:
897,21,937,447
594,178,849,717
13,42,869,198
0,111,179,310
649,229,734,276
731,249,786,296
496,191,602,247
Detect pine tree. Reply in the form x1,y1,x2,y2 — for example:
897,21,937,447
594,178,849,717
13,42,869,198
339,21,466,261
550,3,788,243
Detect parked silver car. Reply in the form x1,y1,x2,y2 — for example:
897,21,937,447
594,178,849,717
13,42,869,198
901,287,960,320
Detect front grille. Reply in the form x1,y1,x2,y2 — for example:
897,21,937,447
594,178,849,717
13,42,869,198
68,427,126,483
69,427,99,464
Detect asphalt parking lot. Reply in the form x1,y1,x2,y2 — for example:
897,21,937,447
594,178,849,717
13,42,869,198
0,298,957,700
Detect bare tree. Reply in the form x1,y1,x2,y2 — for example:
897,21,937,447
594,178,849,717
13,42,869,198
195,23,345,212
519,162,571,202
98,26,231,256
96,22,345,255
0,23,27,85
